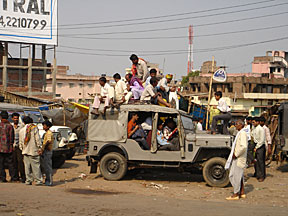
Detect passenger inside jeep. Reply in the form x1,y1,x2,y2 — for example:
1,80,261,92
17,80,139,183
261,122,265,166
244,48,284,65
157,117,180,151
127,112,151,150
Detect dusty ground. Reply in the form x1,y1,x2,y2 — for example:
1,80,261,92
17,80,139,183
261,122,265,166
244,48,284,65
0,154,288,216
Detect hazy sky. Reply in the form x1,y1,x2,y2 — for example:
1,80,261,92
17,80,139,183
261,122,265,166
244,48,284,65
11,0,288,79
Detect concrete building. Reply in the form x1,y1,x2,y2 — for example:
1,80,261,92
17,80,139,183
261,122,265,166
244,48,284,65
46,66,113,104
186,76,288,116
252,51,288,77
200,61,219,74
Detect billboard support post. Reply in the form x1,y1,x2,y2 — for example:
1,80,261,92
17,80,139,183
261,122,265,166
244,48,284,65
52,46,57,99
28,45,32,97
2,42,8,91
42,45,47,92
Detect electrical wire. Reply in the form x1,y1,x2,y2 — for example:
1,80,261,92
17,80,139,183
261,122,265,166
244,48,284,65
52,36,288,57
57,0,276,27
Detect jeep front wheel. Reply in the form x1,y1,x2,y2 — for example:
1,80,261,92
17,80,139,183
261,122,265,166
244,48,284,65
100,152,127,181
203,157,229,187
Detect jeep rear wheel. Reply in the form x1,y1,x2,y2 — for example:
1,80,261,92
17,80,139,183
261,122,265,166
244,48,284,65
100,152,127,181
203,157,229,187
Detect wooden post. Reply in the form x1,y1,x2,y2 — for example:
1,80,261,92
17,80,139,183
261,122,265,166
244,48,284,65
52,46,57,99
28,45,32,97
205,56,215,130
2,42,8,91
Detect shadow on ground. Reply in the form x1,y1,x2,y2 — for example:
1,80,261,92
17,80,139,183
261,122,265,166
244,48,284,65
124,168,204,183
277,164,288,172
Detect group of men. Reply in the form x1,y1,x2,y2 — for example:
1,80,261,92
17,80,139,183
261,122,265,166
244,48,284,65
0,111,54,186
225,115,271,200
91,54,177,116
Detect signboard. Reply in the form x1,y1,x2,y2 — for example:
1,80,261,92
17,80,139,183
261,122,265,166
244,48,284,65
0,0,58,45
213,68,227,82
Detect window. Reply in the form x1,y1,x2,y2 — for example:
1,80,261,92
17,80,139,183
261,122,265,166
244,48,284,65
57,83,63,88
69,83,74,88
56,94,61,97
87,84,93,88
79,83,84,88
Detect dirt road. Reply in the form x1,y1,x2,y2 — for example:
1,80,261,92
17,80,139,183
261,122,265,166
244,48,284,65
1,155,287,216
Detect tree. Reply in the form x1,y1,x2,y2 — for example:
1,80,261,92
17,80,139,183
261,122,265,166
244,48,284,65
181,71,200,86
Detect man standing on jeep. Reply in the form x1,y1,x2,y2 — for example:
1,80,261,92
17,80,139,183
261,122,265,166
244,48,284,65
211,91,231,135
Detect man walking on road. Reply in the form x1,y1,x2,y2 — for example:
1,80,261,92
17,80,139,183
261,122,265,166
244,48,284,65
11,112,25,183
19,116,43,185
225,119,248,200
252,117,266,182
0,111,16,183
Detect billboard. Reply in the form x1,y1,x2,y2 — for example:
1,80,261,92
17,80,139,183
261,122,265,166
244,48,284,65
0,0,58,45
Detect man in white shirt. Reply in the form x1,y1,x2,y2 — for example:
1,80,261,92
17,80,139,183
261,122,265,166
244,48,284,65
225,119,248,200
113,73,132,105
130,54,149,82
140,77,171,107
91,77,114,116
211,91,232,135
259,116,272,155
252,117,266,182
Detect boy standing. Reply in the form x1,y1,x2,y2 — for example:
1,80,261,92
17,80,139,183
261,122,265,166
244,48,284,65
41,120,54,186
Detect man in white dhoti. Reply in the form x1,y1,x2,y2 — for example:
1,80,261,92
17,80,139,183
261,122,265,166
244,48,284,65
225,119,248,200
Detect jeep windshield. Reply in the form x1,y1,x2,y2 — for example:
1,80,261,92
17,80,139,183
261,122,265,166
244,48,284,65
181,115,195,132
24,110,44,124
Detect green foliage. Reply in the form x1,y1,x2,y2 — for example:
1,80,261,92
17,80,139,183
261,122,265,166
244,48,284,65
181,71,200,86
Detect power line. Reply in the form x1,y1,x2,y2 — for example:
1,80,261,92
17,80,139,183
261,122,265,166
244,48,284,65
2,10,286,38
58,0,276,27
57,24,288,40
58,1,287,30
53,36,288,56
59,11,288,36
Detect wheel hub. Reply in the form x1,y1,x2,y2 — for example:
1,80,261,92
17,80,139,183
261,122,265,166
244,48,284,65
107,159,120,173
211,165,225,180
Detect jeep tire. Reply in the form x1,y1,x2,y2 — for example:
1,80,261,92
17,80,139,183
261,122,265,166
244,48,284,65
203,157,229,188
100,152,127,181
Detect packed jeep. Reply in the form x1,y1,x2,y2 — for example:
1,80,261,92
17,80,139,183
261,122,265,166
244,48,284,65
86,104,232,187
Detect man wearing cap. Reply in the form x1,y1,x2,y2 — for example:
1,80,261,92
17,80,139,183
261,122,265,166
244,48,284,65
158,74,173,102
